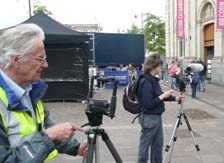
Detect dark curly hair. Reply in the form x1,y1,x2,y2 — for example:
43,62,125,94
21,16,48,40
143,54,163,74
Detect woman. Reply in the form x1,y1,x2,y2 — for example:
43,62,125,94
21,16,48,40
168,60,177,90
137,54,183,163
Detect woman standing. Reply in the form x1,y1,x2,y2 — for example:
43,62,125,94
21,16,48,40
168,60,177,90
137,54,183,163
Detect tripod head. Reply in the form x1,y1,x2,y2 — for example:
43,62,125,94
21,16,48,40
83,76,118,127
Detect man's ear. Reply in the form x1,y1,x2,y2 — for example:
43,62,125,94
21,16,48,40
10,55,21,69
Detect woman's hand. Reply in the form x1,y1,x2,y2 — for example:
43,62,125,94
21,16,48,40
159,90,174,101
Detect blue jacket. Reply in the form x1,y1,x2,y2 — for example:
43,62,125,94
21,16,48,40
137,74,176,114
0,74,80,162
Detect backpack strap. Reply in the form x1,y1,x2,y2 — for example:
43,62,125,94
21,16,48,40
134,74,146,94
132,114,139,124
137,73,154,99
137,73,156,110
131,74,155,124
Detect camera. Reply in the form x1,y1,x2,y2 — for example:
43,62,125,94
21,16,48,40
83,76,118,127
175,73,191,92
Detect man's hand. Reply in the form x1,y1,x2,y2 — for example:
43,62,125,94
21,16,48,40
45,122,84,142
77,141,88,157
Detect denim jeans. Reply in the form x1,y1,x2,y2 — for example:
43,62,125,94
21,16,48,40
191,83,198,98
170,77,176,90
161,71,168,82
198,76,206,91
138,113,163,163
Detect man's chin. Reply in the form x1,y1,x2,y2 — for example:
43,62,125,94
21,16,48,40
32,76,41,82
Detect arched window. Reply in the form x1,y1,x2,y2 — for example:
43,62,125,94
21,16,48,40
200,3,214,20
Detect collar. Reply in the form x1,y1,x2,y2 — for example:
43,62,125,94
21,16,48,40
0,69,27,100
0,70,47,110
144,73,160,81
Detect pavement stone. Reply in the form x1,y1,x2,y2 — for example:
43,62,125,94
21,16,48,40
46,82,224,163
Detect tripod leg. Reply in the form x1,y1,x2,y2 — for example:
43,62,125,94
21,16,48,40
95,136,100,163
163,114,182,163
86,132,97,163
100,129,123,163
183,113,200,151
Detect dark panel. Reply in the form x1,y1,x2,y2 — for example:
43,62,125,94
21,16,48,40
89,33,144,66
42,43,88,81
41,43,89,101
43,81,88,102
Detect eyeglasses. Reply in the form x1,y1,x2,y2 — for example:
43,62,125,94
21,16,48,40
32,55,47,64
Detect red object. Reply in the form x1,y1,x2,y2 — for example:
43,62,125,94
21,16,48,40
176,0,185,39
217,0,224,29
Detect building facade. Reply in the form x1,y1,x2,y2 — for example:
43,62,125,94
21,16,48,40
166,0,224,85
64,24,102,32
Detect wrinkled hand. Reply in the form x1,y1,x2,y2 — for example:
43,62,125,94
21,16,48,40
159,90,174,100
45,122,84,142
77,141,88,157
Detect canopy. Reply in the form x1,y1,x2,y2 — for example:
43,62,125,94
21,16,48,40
23,11,89,44
23,12,89,101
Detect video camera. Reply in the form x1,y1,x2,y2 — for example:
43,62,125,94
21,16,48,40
82,76,118,127
175,63,203,92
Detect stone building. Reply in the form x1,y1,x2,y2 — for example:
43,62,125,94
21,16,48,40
165,0,224,85
64,24,102,32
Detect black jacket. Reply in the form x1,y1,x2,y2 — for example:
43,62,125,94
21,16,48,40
137,73,176,114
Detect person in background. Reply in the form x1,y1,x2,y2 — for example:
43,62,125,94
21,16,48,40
168,60,177,90
128,64,136,84
161,58,169,83
0,23,87,162
189,61,201,98
122,64,129,71
197,59,207,92
175,62,182,78
137,54,183,163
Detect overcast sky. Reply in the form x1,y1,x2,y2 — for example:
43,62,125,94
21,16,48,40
0,0,165,32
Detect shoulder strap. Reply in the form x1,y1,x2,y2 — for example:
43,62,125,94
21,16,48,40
133,74,146,93
138,73,156,99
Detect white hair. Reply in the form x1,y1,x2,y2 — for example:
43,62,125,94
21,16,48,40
0,23,45,68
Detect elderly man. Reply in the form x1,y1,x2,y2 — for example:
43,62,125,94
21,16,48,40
0,23,87,162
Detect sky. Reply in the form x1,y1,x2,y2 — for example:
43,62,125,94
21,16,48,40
0,0,165,33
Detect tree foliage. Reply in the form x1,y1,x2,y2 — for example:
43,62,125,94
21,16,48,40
127,13,165,54
33,0,52,15
127,24,142,34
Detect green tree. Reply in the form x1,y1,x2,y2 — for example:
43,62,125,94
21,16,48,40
33,0,52,15
127,13,165,54
144,13,165,54
127,23,142,34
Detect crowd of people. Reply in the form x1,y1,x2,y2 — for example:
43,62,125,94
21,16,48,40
163,57,207,98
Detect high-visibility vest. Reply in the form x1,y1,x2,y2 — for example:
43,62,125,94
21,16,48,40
0,87,57,162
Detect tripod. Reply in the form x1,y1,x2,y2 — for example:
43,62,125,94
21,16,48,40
163,91,201,163
83,127,122,163
82,77,121,163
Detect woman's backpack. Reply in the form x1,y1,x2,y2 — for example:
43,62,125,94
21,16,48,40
122,74,145,114
123,74,153,114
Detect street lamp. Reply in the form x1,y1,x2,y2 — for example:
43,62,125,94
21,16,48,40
28,0,31,17
134,13,144,32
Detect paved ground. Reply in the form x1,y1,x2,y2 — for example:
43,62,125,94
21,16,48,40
47,81,224,163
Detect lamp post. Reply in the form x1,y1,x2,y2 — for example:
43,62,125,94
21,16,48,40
28,0,31,18
134,13,144,33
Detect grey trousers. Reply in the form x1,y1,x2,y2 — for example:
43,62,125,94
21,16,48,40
137,113,163,163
